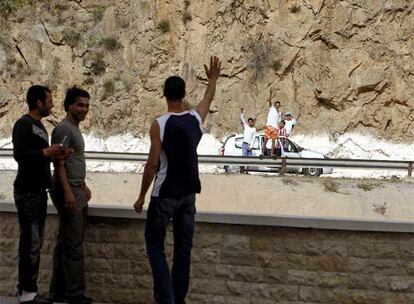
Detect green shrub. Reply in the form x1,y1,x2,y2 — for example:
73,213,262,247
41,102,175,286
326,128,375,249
63,28,80,47
0,0,47,16
290,4,301,13
100,37,121,51
357,181,381,192
323,179,339,193
158,20,170,33
104,80,115,94
0,0,18,16
91,52,106,76
93,6,105,21
183,11,192,23
272,59,282,71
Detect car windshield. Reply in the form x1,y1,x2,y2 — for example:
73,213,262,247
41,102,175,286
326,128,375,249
234,136,260,149
287,138,303,150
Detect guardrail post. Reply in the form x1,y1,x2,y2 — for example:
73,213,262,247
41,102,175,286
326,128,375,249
279,157,287,176
408,162,413,177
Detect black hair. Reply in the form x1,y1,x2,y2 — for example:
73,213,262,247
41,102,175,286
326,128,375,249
26,85,51,110
280,120,286,125
275,101,281,105
64,86,90,112
247,118,254,123
163,76,185,101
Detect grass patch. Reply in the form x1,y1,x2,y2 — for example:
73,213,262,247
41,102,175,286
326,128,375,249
290,3,301,13
272,59,282,71
103,79,115,96
0,0,29,16
0,0,51,16
323,178,339,193
357,181,381,192
389,175,402,183
93,6,105,21
52,2,68,12
63,28,80,47
282,178,298,186
158,20,170,33
100,37,121,51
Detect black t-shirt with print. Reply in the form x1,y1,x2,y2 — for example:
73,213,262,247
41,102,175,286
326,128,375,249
12,114,51,191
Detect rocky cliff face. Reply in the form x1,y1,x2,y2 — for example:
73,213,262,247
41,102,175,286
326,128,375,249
0,0,413,141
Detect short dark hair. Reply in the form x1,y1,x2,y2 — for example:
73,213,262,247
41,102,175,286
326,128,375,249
275,101,281,105
280,120,286,125
64,86,90,112
163,76,185,101
248,118,254,123
26,85,51,110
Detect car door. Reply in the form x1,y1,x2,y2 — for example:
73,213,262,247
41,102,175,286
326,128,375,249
251,136,261,156
279,138,301,172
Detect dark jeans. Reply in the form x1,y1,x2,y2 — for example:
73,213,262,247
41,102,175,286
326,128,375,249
49,185,88,301
145,194,196,304
14,187,48,294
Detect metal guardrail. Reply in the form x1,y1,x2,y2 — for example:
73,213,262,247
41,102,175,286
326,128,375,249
0,148,413,176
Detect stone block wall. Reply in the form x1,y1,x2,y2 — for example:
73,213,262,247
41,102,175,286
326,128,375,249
0,212,413,303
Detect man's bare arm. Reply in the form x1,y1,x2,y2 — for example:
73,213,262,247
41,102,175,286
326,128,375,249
196,56,221,122
54,160,76,210
134,120,161,212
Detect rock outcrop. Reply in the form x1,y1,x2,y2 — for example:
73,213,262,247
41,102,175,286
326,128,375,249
0,0,413,141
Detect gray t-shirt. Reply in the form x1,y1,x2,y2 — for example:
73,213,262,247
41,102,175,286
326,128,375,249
51,118,86,187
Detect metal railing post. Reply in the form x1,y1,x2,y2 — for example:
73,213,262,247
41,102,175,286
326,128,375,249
279,157,287,176
408,162,413,177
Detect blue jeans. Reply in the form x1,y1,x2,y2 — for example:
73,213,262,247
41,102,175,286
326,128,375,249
242,142,253,157
14,187,47,294
145,194,196,304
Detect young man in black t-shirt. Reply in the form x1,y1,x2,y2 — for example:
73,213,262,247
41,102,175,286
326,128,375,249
134,56,221,304
12,85,65,304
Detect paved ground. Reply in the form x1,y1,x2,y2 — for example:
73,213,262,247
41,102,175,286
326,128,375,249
0,297,106,304
0,297,16,304
1,171,413,221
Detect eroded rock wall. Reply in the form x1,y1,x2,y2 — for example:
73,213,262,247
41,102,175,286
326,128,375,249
0,0,413,140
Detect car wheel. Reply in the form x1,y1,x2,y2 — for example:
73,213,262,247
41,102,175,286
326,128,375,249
303,167,323,177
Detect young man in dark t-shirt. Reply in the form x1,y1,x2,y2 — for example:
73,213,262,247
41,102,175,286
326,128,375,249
12,85,65,304
134,56,221,304
49,86,92,304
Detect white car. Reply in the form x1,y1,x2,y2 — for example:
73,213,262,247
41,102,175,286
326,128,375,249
218,133,333,177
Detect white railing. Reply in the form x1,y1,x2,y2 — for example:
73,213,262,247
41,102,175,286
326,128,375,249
0,149,412,176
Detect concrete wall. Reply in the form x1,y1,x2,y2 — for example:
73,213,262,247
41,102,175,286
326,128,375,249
0,209,413,304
